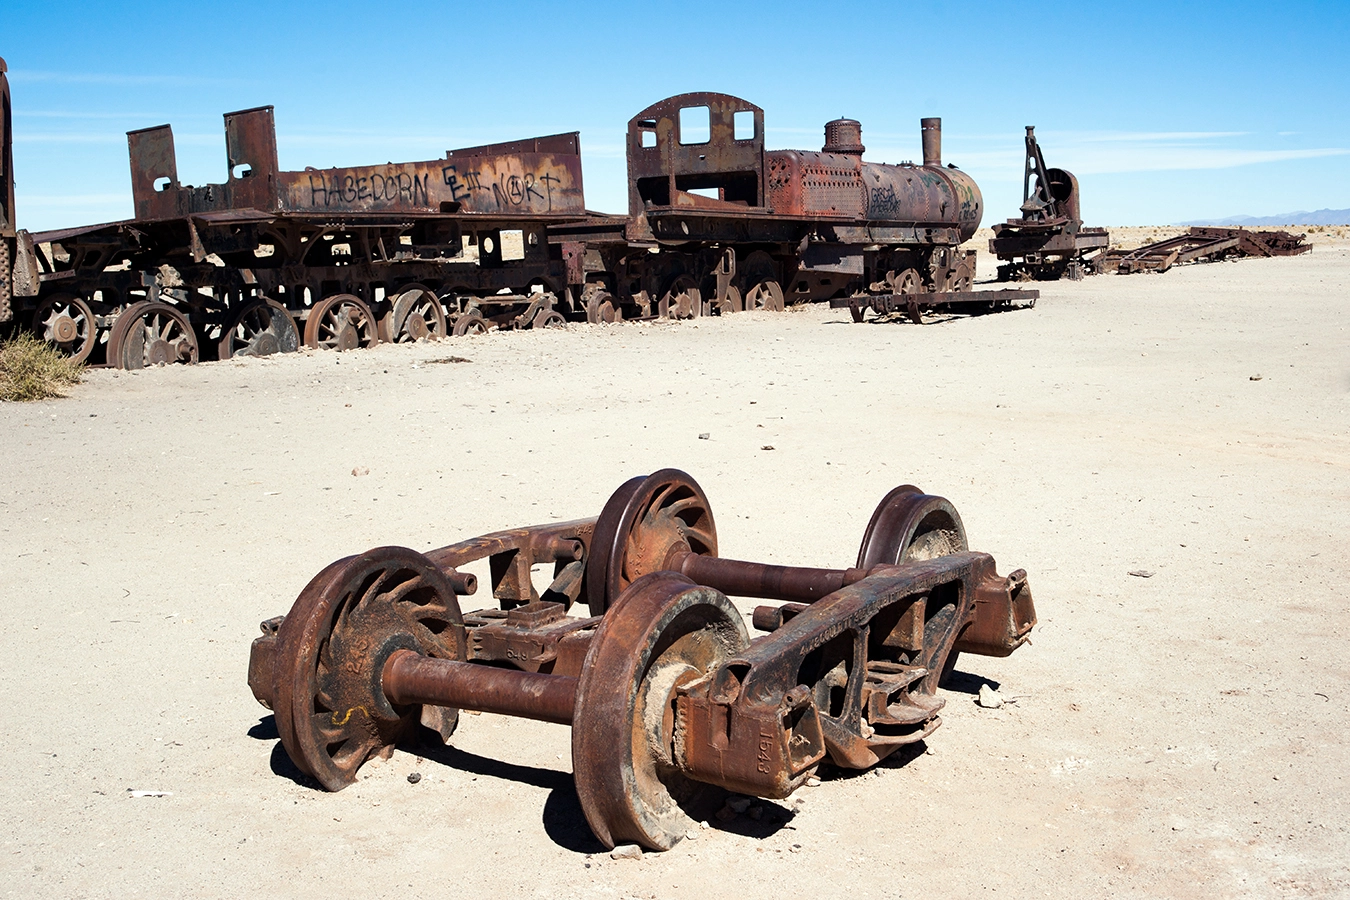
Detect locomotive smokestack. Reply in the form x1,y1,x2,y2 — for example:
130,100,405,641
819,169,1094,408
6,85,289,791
921,117,941,166
823,118,864,155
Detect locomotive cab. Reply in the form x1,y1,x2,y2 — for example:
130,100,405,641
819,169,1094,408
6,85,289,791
627,92,766,215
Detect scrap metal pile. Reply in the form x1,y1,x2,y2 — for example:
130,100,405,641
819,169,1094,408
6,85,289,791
1098,226,1313,274
247,469,1035,850
989,126,1110,281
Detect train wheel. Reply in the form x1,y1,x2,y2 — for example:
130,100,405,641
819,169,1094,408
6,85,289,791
658,275,701,320
531,309,566,329
892,268,922,294
452,310,488,336
585,290,622,324
271,547,467,791
744,280,784,312
573,571,749,850
113,301,199,370
714,285,742,314
218,298,300,360
385,286,447,343
32,294,96,363
304,294,378,351
585,469,718,616
856,486,968,568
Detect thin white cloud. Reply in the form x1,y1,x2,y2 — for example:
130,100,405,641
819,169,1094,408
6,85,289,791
938,131,1350,176
1070,146,1350,173
1062,131,1250,142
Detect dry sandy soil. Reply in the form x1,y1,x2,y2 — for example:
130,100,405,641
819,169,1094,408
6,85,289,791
2,234,1348,899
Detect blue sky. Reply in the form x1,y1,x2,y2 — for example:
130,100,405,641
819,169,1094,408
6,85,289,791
3,0,1347,230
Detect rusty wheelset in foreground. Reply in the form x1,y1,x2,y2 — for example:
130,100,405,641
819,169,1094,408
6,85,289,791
248,469,1036,850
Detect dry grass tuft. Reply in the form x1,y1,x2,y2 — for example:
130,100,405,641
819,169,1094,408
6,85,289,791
0,332,85,401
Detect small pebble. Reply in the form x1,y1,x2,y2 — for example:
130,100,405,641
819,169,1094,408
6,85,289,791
685,831,699,841
1128,569,1155,578
1249,374,1262,381
407,772,422,784
789,843,803,854
805,776,821,787
610,844,642,861
760,445,775,451
352,466,370,477
699,820,711,829
698,432,710,440
727,797,752,813
715,805,737,822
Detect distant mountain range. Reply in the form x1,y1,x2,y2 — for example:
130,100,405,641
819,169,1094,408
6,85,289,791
1179,208,1350,226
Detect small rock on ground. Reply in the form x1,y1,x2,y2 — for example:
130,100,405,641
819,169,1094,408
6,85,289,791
977,684,1003,709
610,844,642,860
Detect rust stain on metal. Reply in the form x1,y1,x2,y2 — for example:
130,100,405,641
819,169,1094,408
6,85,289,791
249,469,1035,851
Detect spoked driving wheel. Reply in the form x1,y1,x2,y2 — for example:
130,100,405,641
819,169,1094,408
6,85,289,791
384,286,447,343
531,309,566,329
271,546,467,791
304,294,379,351
891,268,922,294
585,469,718,615
452,309,489,336
32,293,96,363
218,297,300,360
658,275,702,319
585,290,622,324
110,301,199,370
573,571,749,849
713,285,742,314
744,280,784,311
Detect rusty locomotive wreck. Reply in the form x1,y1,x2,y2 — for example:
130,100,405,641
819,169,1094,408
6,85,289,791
248,469,1036,850
1,67,1029,366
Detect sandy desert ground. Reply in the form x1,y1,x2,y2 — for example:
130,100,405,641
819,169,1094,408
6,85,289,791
1,233,1347,899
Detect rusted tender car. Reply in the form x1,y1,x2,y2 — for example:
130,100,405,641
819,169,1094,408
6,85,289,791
555,92,986,321
15,105,587,366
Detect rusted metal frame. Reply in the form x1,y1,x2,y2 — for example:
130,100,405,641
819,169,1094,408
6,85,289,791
675,552,1005,796
1114,233,1239,273
1021,126,1054,219
832,288,1039,322
1189,226,1311,258
425,517,596,610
